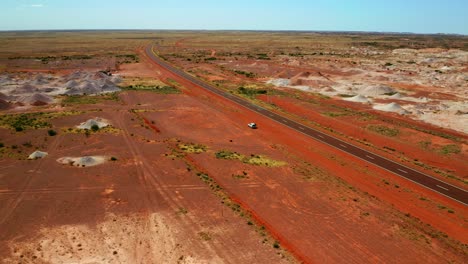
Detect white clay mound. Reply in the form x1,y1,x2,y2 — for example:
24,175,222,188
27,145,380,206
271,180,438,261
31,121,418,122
373,102,410,115
344,94,370,103
360,85,395,97
18,93,54,104
77,118,110,130
11,84,38,94
28,150,48,160
57,156,108,167
267,78,290,87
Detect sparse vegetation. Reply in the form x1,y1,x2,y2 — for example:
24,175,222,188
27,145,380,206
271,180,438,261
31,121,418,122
22,141,33,148
199,232,212,241
177,207,188,215
120,85,180,94
61,94,119,105
215,150,286,167
418,140,431,149
256,53,271,60
215,150,243,160
116,54,139,63
367,125,399,137
237,86,267,97
273,241,280,249
234,70,256,78
439,144,461,155
323,112,350,117
232,172,249,179
178,143,207,153
47,129,57,136
0,113,51,131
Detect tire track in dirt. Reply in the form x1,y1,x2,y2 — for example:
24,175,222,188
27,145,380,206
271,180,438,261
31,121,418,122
0,132,65,229
116,93,240,262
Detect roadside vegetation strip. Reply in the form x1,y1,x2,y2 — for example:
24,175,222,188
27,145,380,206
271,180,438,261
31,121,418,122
367,124,400,137
237,86,268,98
120,84,180,94
215,150,287,167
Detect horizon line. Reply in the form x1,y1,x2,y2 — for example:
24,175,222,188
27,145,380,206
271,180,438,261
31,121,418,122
0,29,466,37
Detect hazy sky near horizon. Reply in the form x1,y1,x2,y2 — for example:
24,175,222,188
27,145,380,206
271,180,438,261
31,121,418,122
1,0,467,34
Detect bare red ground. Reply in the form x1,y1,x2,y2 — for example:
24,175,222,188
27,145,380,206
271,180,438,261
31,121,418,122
125,90,466,263
2,49,464,263
0,96,290,263
132,50,467,261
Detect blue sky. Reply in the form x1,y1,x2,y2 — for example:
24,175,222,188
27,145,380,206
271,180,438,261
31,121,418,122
1,0,467,34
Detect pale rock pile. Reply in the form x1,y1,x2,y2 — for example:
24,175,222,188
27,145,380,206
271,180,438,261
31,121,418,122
28,151,48,160
0,71,122,108
57,156,108,167
77,118,110,130
344,95,371,103
373,102,410,115
18,93,54,105
359,85,395,97
267,78,290,87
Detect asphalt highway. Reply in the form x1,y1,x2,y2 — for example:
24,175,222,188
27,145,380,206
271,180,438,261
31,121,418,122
146,45,468,206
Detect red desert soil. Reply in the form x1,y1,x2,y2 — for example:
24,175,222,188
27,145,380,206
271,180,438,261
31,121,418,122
124,90,467,263
0,96,291,263
0,49,466,263
128,51,467,261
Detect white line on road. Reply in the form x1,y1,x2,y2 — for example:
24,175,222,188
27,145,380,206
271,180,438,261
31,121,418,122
436,185,449,191
397,169,408,174
283,120,288,123
339,144,347,148
366,155,375,160
299,127,305,130
318,135,324,138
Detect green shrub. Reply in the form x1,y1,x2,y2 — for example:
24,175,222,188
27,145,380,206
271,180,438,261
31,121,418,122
439,144,461,155
48,129,57,136
273,241,280,249
237,87,267,97
367,125,399,137
234,70,256,78
91,124,100,132
215,150,242,160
